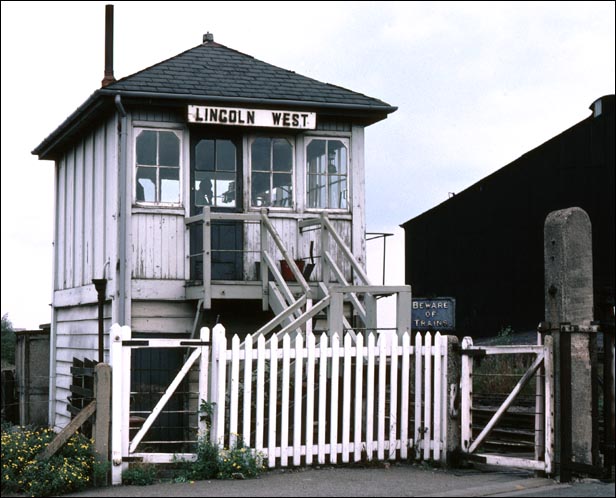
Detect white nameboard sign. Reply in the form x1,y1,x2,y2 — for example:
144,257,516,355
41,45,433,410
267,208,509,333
188,105,316,129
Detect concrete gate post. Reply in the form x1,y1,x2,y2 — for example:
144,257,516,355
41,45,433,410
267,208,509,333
544,207,598,471
443,335,461,466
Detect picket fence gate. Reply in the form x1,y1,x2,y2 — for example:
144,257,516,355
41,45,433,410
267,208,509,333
110,324,454,484
209,325,452,467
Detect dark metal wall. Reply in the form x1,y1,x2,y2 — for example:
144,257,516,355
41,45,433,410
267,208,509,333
402,96,615,337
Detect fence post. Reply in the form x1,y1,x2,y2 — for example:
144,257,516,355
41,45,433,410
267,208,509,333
544,207,597,473
460,336,473,454
110,324,130,485
198,327,210,438
442,335,461,466
210,324,227,446
93,363,111,486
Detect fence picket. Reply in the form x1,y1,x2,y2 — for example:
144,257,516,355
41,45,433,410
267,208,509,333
281,334,291,466
268,335,279,467
306,333,315,465
215,328,227,448
366,332,376,461
230,334,240,447
423,332,432,461
354,333,365,462
342,333,352,462
330,333,340,463
255,335,266,453
293,334,304,466
377,334,387,460
318,333,328,464
389,334,399,460
400,332,411,459
433,332,442,461
243,334,253,447
414,332,423,459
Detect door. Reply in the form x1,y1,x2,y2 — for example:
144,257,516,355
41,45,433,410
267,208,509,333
189,132,243,280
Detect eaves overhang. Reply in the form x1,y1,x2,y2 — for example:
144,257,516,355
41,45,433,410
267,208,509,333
33,89,397,161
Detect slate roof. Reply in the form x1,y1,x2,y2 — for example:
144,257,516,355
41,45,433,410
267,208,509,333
105,40,395,109
33,39,396,159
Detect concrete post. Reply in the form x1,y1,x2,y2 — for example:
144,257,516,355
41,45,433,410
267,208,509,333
443,335,461,466
544,207,597,470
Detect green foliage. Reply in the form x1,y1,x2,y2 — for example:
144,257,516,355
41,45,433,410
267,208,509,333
1,313,16,366
92,459,111,487
175,435,264,482
497,325,514,341
217,437,264,480
1,425,95,497
122,462,158,486
176,434,220,480
198,399,216,426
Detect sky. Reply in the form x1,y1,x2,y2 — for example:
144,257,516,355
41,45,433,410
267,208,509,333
1,1,614,330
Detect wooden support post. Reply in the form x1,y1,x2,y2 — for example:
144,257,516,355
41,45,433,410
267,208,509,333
93,363,111,486
460,337,474,453
203,206,212,309
396,289,412,340
328,290,344,339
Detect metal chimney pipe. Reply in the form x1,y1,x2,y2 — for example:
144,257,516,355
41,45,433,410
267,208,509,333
101,4,116,87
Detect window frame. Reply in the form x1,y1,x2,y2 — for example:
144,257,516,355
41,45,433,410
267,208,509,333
133,126,183,207
248,135,296,211
305,136,350,212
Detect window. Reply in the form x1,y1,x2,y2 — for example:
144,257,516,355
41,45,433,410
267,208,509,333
135,129,181,204
193,138,237,208
250,137,294,208
306,138,348,209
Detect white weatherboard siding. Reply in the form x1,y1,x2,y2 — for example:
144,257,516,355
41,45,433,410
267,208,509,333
131,301,194,335
54,118,118,293
52,304,112,430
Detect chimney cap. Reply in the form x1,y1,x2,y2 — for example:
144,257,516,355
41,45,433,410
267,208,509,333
589,94,615,118
203,32,214,43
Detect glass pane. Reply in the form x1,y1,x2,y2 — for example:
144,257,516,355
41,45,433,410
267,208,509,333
273,139,292,172
195,139,215,171
160,167,180,203
273,173,293,207
307,140,326,174
159,131,180,167
251,138,271,171
252,172,271,207
329,140,347,175
217,140,236,171
136,166,156,202
136,130,157,165
213,172,236,208
307,174,326,208
329,175,347,209
195,173,214,206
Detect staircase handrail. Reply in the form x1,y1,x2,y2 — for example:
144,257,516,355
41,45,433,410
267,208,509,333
260,209,311,298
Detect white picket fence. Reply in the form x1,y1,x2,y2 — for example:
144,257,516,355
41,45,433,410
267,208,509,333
209,325,452,467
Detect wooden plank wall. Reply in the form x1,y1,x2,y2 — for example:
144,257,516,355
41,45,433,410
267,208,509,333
55,119,117,291
131,213,186,280
53,304,111,430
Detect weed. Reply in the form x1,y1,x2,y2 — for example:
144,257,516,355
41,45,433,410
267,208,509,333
122,462,158,485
